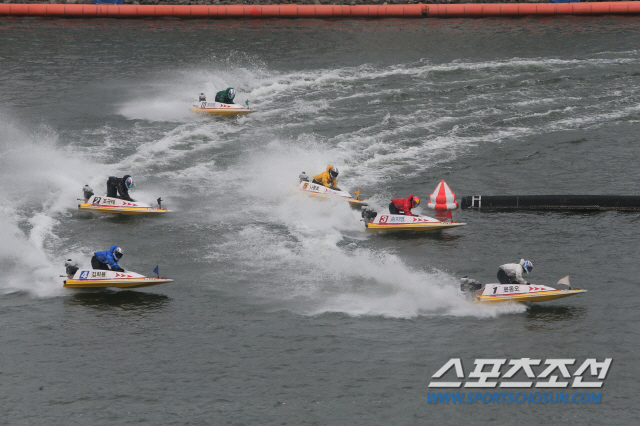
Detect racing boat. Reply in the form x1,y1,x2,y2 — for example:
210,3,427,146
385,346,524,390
460,276,586,304
298,173,367,208
78,185,170,215
63,268,173,289
190,100,252,116
361,208,465,232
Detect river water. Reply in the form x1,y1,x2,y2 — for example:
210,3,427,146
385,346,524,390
1,16,639,425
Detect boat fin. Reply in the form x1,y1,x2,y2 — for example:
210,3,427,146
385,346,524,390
556,275,571,289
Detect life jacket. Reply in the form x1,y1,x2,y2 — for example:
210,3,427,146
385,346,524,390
94,245,121,270
313,166,338,188
390,195,417,216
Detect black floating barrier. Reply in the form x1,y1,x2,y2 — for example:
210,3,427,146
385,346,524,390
460,195,640,211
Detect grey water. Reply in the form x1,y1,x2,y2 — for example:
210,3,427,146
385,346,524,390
1,16,639,424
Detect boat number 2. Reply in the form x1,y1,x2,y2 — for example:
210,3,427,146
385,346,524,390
492,286,498,294
94,197,101,204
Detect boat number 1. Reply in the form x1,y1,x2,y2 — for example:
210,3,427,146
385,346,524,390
492,286,498,294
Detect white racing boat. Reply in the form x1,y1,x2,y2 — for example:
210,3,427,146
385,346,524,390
63,269,173,289
78,185,170,215
361,207,465,232
460,276,587,304
190,100,252,116
297,173,367,208
62,260,173,289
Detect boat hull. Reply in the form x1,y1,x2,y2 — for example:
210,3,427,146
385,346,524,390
298,181,367,208
63,269,173,289
191,101,252,115
78,203,169,215
366,221,465,232
64,277,174,289
347,198,368,207
190,107,252,115
474,283,586,304
365,213,465,232
78,195,169,215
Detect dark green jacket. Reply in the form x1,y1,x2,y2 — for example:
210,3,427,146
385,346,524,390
215,88,236,104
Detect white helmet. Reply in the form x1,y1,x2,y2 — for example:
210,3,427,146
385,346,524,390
113,247,124,260
520,259,533,274
125,176,134,189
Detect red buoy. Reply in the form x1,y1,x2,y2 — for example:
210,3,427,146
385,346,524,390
428,180,459,211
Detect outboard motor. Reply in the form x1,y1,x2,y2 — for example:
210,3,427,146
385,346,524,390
199,93,206,102
460,276,483,299
157,197,163,209
361,206,378,223
82,185,94,201
299,172,309,183
65,259,79,278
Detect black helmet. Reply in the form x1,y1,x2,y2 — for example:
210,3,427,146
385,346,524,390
329,167,339,179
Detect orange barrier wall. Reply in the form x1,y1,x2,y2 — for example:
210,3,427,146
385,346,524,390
426,2,640,17
0,4,426,18
1,2,640,18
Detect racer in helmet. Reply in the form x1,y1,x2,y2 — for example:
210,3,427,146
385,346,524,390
215,87,236,104
497,259,533,285
389,195,420,217
65,259,79,278
312,166,341,191
106,175,135,201
91,245,125,272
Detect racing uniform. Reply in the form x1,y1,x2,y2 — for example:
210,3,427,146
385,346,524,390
106,175,134,201
389,195,418,216
313,166,339,190
215,88,236,104
497,263,528,285
92,245,125,272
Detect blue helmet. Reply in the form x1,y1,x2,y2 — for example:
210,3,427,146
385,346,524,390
520,259,533,274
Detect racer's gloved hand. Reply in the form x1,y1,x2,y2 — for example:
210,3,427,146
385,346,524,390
117,267,125,272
